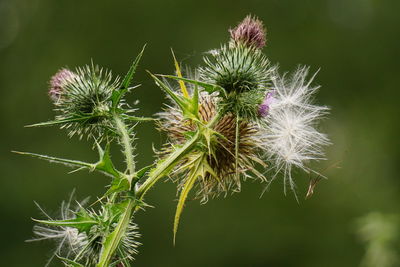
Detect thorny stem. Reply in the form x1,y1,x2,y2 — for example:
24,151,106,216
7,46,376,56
97,114,137,267
114,114,135,180
97,108,225,267
97,199,136,267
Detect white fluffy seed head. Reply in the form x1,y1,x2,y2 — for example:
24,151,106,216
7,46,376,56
261,66,330,194
28,195,89,267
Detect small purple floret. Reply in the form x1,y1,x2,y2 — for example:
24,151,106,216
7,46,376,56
258,91,275,117
48,68,76,102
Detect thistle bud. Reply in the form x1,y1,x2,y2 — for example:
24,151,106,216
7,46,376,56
258,90,275,117
48,68,77,102
230,15,266,49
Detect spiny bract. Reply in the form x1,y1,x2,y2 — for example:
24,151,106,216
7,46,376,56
199,45,273,94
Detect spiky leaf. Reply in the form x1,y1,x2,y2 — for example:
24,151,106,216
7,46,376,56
112,44,146,109
33,210,97,234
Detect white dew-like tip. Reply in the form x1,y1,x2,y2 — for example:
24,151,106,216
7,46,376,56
261,66,330,194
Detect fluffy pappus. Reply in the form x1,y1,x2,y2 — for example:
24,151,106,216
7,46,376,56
260,66,330,195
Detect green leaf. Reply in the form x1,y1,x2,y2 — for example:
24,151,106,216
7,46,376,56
104,177,130,197
94,142,121,178
159,74,225,96
57,256,85,267
33,210,97,234
13,150,120,178
183,130,196,140
131,164,153,184
112,44,146,109
171,48,189,98
108,200,129,222
149,72,200,121
121,44,146,90
13,151,95,170
26,116,96,128
148,71,187,109
174,153,204,244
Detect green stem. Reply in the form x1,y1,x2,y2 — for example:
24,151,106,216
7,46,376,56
96,199,136,267
97,108,225,266
97,114,136,267
114,114,135,178
136,131,200,199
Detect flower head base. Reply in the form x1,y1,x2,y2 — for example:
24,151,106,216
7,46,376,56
230,15,266,49
158,92,266,202
48,68,77,102
261,67,330,194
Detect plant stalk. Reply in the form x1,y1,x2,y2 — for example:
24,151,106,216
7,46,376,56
114,114,135,179
97,114,136,267
97,108,225,266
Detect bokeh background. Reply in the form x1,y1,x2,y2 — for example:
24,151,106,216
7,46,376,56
1,0,399,266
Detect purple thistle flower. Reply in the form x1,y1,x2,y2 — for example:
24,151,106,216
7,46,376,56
230,15,266,49
48,68,76,102
258,90,275,117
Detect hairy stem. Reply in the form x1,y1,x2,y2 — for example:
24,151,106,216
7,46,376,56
96,199,136,267
97,114,136,267
98,108,225,266
114,114,135,178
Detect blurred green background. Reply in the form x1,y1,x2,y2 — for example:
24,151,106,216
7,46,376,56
1,0,399,266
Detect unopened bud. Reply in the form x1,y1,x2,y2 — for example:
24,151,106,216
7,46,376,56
230,15,266,49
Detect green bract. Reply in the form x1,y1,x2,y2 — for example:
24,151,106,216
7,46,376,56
198,44,274,120
199,44,273,94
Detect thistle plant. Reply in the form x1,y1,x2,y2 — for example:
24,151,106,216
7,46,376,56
17,15,330,266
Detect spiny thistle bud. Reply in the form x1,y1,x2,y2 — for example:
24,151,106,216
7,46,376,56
230,15,266,49
51,64,121,139
200,45,273,94
48,68,77,102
